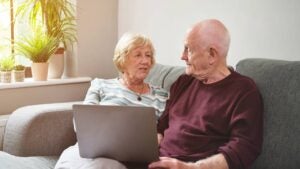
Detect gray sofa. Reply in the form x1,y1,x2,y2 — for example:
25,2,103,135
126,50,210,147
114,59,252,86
0,58,299,169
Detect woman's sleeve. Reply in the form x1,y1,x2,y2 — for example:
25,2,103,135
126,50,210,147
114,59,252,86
83,79,102,105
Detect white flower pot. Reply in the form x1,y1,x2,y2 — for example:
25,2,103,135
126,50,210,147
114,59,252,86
48,52,64,79
0,71,12,83
13,70,25,82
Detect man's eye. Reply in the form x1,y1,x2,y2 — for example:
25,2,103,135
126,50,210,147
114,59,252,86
188,48,192,54
184,46,188,52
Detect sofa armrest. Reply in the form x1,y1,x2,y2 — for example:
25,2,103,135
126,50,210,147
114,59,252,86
3,102,80,156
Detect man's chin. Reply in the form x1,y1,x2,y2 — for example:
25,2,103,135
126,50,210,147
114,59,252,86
185,68,192,75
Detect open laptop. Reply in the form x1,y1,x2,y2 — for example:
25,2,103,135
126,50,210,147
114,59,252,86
73,104,159,163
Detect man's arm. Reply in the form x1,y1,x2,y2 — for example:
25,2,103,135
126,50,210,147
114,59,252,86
149,154,228,169
192,154,228,169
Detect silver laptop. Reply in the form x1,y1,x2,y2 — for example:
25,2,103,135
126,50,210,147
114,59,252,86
73,104,159,163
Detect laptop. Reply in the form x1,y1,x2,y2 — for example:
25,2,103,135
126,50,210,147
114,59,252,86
73,104,159,163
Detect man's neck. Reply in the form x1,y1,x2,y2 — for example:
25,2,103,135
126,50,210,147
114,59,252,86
201,66,231,84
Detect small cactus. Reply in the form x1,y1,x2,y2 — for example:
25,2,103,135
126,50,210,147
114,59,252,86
14,64,26,71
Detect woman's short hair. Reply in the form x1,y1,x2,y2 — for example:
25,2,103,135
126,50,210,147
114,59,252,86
113,33,155,73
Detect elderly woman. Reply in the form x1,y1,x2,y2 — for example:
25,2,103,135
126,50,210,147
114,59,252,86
54,33,168,169
84,33,168,118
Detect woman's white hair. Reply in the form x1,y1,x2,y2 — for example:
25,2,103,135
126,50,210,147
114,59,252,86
113,33,156,73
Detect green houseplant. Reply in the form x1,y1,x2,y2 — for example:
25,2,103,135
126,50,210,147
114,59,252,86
0,56,14,83
15,28,59,81
16,0,77,79
13,64,26,71
16,0,77,50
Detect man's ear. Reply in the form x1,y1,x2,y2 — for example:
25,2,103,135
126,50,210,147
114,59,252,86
208,47,217,65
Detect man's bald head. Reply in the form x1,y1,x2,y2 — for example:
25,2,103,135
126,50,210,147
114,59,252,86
188,19,231,58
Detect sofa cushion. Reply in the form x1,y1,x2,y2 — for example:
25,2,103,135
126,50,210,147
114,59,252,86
236,58,300,169
146,63,185,91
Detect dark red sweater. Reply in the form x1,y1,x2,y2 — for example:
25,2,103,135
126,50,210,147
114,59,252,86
158,71,263,169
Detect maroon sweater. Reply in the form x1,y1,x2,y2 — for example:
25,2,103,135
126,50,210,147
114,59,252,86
158,71,263,169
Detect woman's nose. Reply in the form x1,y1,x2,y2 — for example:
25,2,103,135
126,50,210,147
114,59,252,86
140,56,150,65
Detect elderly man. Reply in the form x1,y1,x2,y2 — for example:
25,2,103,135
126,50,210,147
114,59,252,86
149,19,263,169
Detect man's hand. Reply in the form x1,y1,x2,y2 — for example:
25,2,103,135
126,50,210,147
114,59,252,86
148,154,228,169
148,157,197,169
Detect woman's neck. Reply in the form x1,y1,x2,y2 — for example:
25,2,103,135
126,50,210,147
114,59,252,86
120,76,148,94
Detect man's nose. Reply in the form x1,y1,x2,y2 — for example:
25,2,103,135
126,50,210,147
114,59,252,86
181,51,188,60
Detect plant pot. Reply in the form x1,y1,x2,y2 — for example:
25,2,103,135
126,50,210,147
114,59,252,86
31,62,49,81
48,51,64,79
0,71,12,83
13,70,25,82
63,44,78,78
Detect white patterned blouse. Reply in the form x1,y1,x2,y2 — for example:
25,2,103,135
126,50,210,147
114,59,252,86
83,78,169,119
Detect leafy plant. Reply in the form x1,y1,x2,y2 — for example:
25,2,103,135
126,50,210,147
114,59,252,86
0,56,14,71
16,0,77,50
14,64,26,71
15,28,59,63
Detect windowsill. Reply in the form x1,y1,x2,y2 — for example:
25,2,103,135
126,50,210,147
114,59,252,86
0,77,92,90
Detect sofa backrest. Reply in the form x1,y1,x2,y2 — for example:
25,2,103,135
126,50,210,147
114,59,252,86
145,63,185,91
236,58,300,169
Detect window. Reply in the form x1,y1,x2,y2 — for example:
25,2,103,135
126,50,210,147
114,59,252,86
0,0,12,61
0,0,31,66
0,0,77,66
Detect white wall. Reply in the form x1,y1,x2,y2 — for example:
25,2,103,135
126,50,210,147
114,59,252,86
119,0,300,67
77,0,118,78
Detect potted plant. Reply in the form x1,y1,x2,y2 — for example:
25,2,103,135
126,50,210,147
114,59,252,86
0,56,14,83
15,28,59,81
16,0,77,51
13,64,26,82
16,0,77,78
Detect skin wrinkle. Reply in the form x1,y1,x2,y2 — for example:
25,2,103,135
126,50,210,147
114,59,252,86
182,20,231,84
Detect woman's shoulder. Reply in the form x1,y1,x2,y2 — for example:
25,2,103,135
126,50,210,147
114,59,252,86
91,78,119,86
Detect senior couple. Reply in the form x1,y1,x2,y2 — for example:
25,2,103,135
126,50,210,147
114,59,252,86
55,19,263,169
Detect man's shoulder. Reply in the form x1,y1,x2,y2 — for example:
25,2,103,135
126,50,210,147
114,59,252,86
175,74,194,83
169,74,195,92
231,71,260,92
